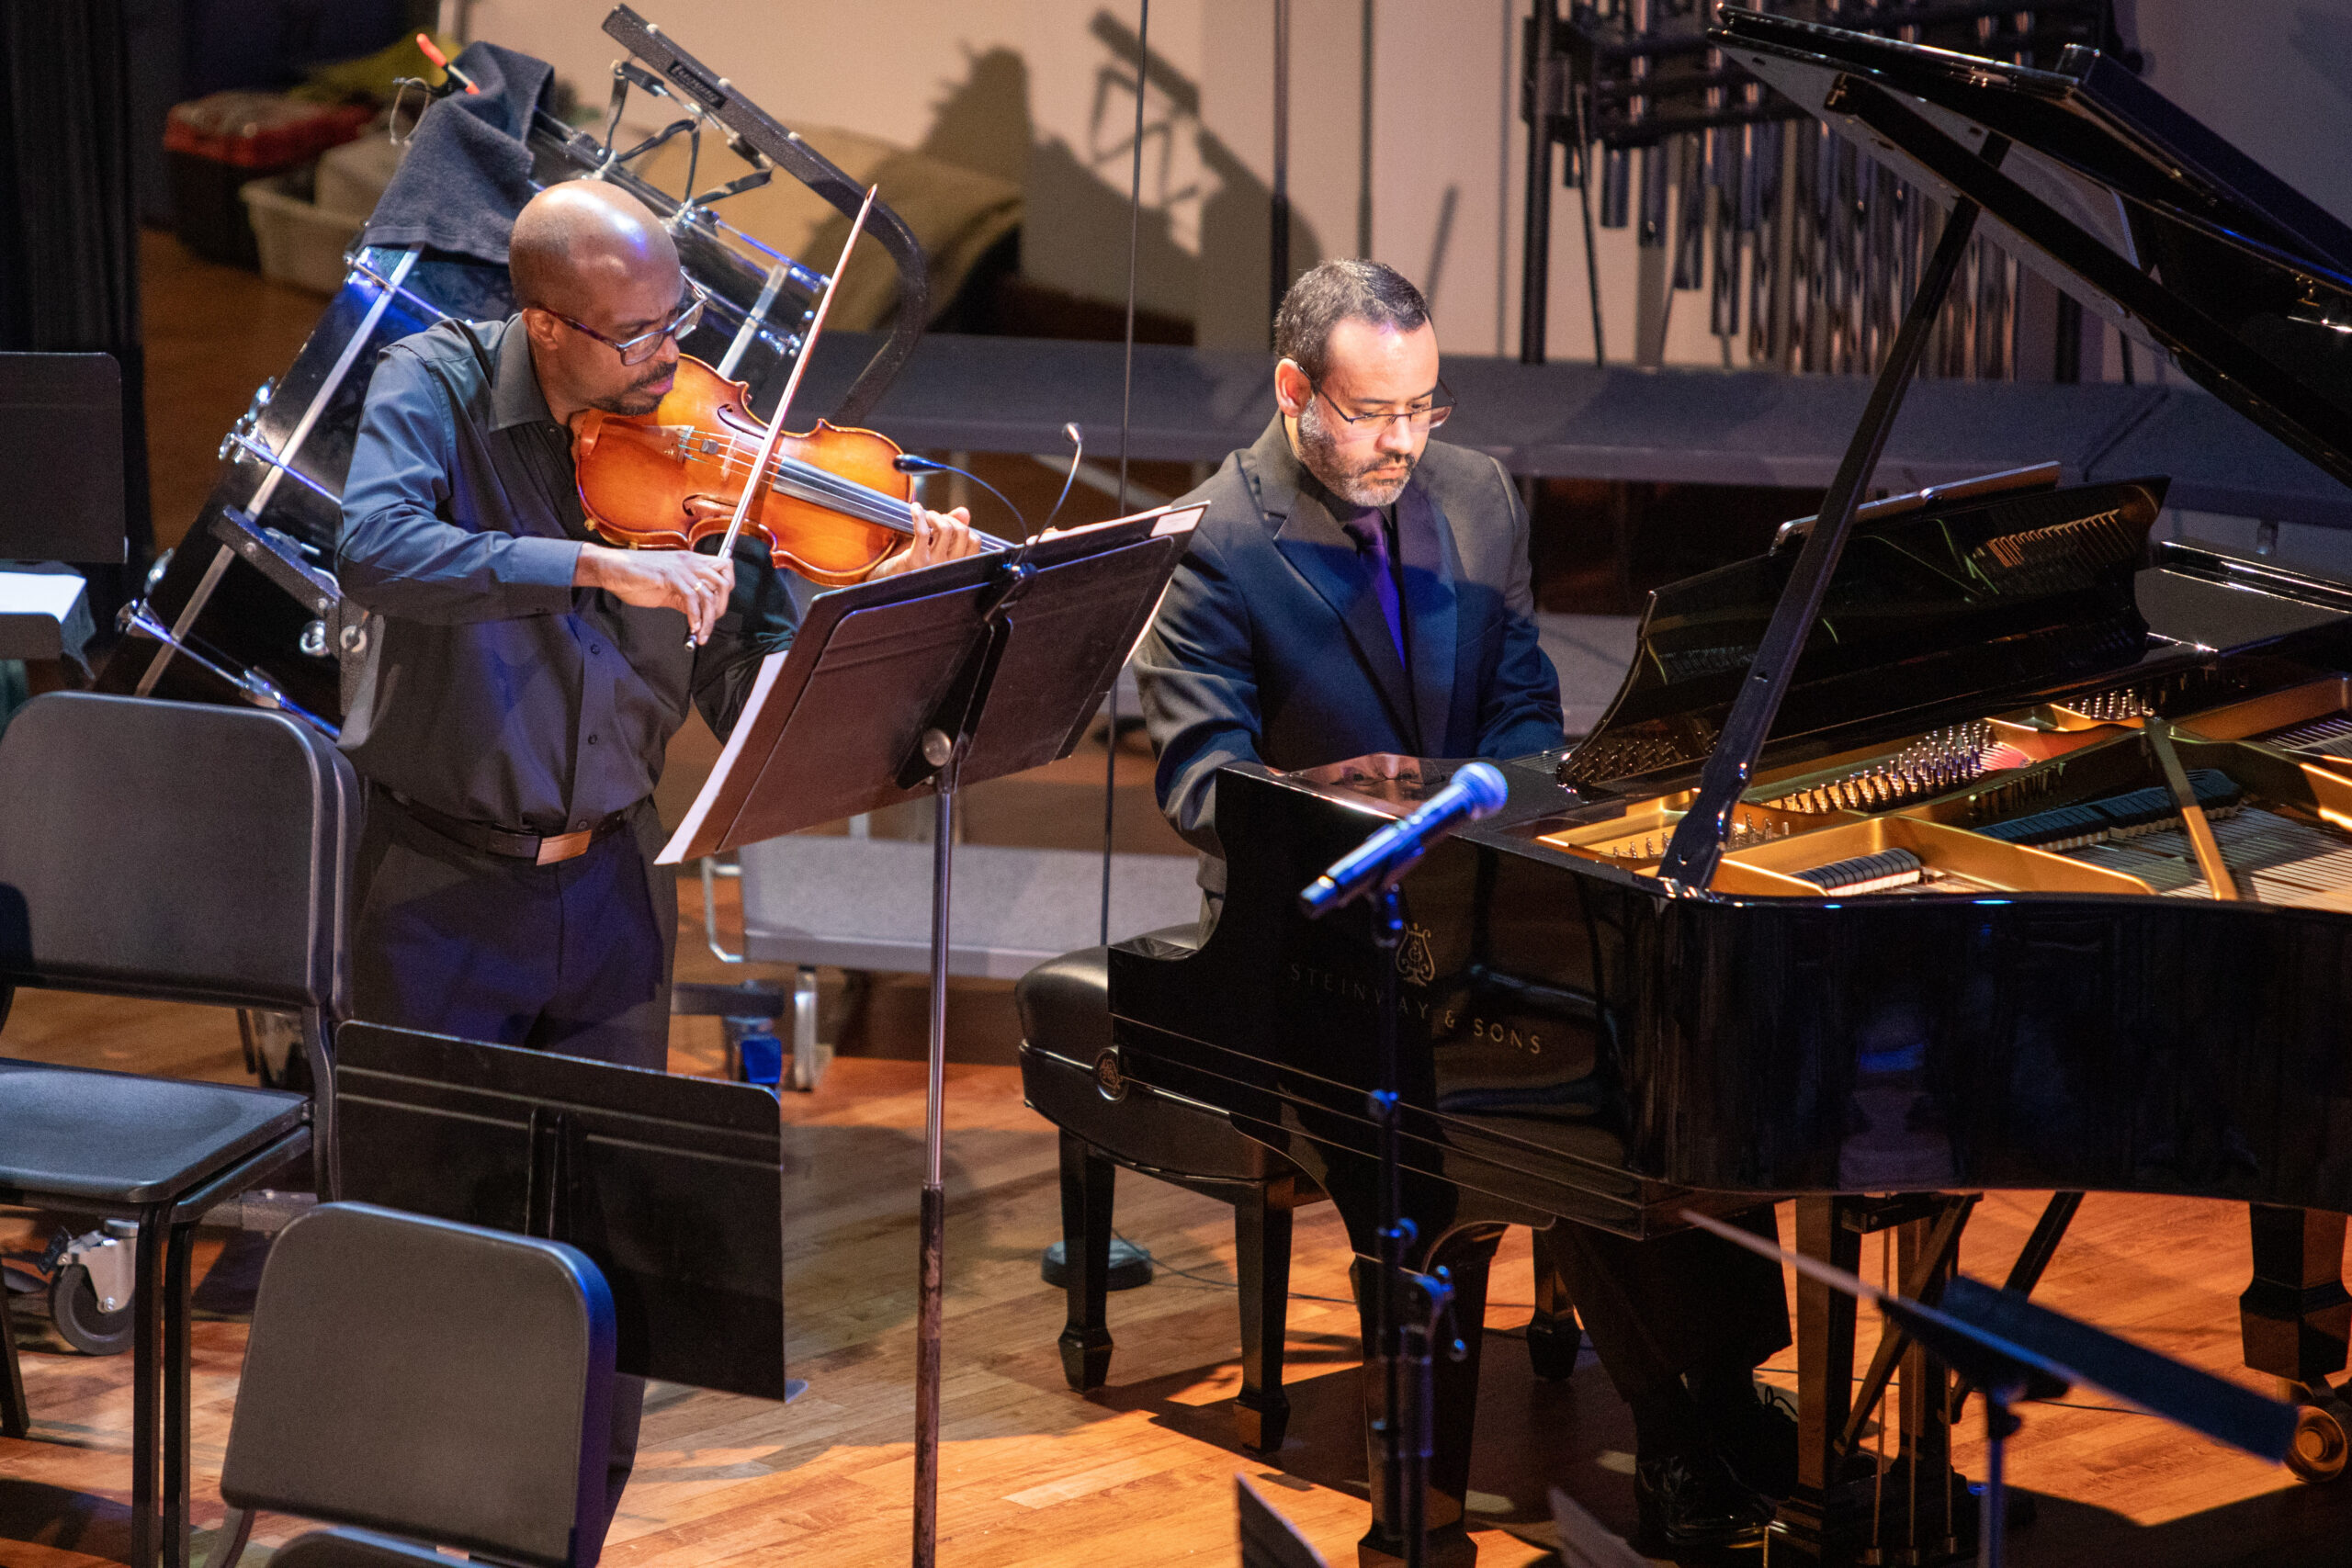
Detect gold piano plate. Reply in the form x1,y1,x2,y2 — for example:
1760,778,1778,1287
2173,674,2352,759
1534,798,1838,868
1713,815,2156,898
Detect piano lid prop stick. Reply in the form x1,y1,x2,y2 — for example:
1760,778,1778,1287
2145,719,2240,900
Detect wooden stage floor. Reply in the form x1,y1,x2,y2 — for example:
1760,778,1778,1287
6,942,2352,1566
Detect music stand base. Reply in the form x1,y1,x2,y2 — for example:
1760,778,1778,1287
1354,1522,1474,1568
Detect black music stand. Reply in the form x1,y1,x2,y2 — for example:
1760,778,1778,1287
1684,1212,2296,1568
658,504,1204,1566
333,1021,795,1402
0,352,124,563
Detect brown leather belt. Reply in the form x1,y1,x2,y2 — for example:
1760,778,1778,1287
388,791,633,866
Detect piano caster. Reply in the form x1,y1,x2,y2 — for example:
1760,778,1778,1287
1525,1224,1581,1381
1523,1312,1581,1381
2284,1388,2349,1483
1233,1387,1291,1453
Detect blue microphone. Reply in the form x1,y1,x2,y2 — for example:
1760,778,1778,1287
1298,761,1511,916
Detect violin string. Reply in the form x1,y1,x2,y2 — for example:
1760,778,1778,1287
684,428,1013,552
673,425,916,534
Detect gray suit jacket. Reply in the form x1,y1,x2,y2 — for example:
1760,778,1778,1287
1136,416,1564,891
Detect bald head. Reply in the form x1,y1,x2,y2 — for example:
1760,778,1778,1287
509,180,680,316
510,181,694,426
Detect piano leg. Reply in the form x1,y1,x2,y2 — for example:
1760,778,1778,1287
1525,1224,1581,1382
1351,1223,1507,1568
2242,1203,2350,1388
1772,1196,1864,1562
2241,1203,2352,1483
1055,1131,1115,1392
1234,1179,1298,1451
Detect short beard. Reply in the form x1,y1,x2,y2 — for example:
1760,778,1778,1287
590,363,674,418
1295,398,1414,509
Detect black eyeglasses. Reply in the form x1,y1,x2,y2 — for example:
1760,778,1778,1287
1307,375,1455,434
550,279,708,366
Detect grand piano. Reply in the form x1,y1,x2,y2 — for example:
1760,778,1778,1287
1111,12,2352,1565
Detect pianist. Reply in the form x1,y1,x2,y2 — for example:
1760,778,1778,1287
1136,258,1795,1548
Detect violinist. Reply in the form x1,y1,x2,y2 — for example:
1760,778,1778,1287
340,175,977,1066
334,177,978,1531
341,175,977,1067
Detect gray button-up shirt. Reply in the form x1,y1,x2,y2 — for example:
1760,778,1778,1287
336,315,797,833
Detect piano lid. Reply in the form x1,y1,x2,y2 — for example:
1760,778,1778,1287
1710,8,2352,494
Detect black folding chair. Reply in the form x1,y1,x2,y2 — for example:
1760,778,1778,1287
0,692,357,1568
204,1202,619,1568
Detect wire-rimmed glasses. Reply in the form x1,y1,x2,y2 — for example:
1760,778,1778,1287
1307,375,1455,434
550,278,708,366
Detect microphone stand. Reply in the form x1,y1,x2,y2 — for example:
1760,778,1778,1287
1366,879,1455,1568
1305,772,1509,1568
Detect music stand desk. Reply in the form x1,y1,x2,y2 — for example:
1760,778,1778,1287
333,1023,792,1404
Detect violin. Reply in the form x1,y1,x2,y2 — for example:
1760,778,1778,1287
571,355,986,585
569,182,1005,592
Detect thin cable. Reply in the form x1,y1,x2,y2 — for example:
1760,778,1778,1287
1357,0,1374,256
1272,0,1291,343
1496,0,1510,355
1105,0,1150,949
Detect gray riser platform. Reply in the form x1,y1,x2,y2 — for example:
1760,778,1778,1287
738,834,1202,981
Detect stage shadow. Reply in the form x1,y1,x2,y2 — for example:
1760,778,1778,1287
0,1479,131,1566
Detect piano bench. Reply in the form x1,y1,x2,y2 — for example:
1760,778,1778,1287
1017,932,1324,1453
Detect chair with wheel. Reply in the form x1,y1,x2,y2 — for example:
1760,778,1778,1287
0,691,358,1568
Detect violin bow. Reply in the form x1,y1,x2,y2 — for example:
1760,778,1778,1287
711,182,878,565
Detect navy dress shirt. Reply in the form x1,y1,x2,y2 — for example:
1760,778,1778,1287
336,315,798,835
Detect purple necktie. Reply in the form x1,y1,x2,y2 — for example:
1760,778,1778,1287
1341,512,1408,670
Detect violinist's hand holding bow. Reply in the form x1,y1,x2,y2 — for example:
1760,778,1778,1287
868,505,983,580
577,542,737,646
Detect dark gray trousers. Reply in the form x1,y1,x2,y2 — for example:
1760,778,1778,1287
350,785,673,1069
350,784,673,1544
1545,1204,1792,1404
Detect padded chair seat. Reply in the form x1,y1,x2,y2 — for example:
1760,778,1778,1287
1017,925,1285,1185
0,1060,308,1203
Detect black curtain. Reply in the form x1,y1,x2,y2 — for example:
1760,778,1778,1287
0,0,153,619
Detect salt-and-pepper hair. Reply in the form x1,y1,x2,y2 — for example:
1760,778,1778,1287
1272,259,1431,380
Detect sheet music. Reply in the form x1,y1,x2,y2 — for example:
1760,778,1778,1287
661,649,786,863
